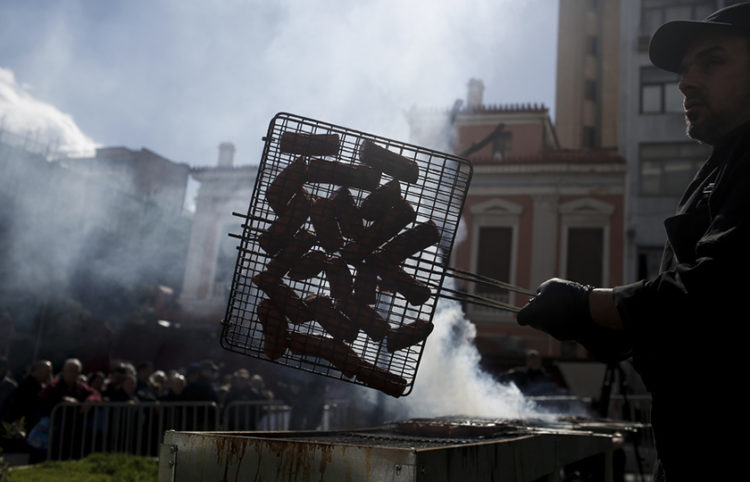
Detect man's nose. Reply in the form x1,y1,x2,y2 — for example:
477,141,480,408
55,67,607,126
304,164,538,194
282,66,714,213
679,66,699,96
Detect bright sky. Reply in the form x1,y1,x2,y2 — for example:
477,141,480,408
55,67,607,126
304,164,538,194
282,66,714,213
0,0,559,167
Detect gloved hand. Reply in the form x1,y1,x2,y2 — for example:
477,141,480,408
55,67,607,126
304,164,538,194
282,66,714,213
516,278,594,341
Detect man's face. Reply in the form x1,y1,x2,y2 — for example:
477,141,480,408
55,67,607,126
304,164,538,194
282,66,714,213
679,31,750,144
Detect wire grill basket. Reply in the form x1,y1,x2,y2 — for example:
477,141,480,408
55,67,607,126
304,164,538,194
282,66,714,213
221,112,473,397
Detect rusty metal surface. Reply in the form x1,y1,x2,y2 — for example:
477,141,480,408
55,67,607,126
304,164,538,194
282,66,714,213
220,112,473,397
158,426,615,482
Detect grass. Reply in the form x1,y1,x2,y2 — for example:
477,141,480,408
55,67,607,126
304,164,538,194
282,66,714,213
6,453,159,481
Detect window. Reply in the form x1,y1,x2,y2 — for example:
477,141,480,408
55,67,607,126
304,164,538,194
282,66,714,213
566,227,604,286
476,227,512,301
585,79,597,102
586,36,598,56
639,142,711,196
641,66,682,114
492,131,513,160
641,1,716,36
582,126,597,148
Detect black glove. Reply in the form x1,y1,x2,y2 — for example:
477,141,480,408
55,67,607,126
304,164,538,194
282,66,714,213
516,278,593,341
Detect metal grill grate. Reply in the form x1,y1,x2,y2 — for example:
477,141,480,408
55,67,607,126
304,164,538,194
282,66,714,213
221,112,473,397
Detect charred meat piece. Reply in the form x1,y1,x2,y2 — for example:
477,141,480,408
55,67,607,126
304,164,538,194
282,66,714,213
332,187,364,239
287,249,326,280
353,262,378,305
355,360,407,397
307,158,381,191
266,230,317,278
358,139,419,184
324,256,354,300
378,220,441,264
310,197,343,253
266,155,308,213
367,255,431,306
336,295,389,342
305,295,359,342
252,271,313,324
279,132,340,156
287,332,361,378
341,198,416,264
360,179,401,221
386,319,434,352
258,189,312,255
257,299,289,360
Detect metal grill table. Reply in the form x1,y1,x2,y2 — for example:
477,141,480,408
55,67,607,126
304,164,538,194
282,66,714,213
221,113,473,396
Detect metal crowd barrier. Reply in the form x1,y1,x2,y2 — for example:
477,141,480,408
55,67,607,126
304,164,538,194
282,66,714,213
47,400,292,461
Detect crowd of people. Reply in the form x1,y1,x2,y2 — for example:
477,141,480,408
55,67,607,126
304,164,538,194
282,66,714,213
0,355,306,459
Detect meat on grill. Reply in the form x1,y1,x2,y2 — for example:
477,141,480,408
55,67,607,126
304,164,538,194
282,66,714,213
287,332,361,378
307,158,381,191
287,249,326,280
279,132,341,156
324,256,354,300
341,198,416,264
356,360,407,397
331,187,364,240
258,189,312,255
378,220,441,264
256,299,289,360
336,294,390,342
266,230,318,278
310,197,343,253
358,139,419,184
252,271,313,324
266,155,308,213
386,319,434,352
360,179,401,221
366,254,431,306
305,295,359,342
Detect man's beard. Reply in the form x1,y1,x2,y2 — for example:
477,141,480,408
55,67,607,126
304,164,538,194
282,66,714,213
686,90,750,144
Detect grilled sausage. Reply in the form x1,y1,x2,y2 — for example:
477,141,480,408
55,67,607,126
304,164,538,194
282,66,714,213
386,319,434,352
266,155,308,213
378,220,441,263
341,198,416,264
355,360,407,397
307,158,381,191
336,295,389,342
266,230,317,278
279,132,340,156
366,255,431,306
310,197,343,253
353,262,378,305
256,299,289,360
305,295,359,342
287,249,326,280
358,139,419,184
252,271,313,324
360,179,401,221
324,256,354,300
287,332,360,378
331,187,364,239
258,189,312,255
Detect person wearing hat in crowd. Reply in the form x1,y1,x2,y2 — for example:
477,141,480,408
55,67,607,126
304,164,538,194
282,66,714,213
516,3,750,480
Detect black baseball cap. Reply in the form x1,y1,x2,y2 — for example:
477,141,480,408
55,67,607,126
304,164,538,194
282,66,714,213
650,2,750,73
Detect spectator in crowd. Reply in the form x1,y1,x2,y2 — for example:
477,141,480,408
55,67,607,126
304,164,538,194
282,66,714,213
149,370,168,398
160,371,186,401
86,371,105,394
2,359,52,432
0,357,18,422
39,358,101,415
224,369,271,430
181,360,219,403
135,361,157,401
500,349,564,396
102,363,128,401
107,373,138,402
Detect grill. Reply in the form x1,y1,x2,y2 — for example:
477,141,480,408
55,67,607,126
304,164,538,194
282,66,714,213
159,416,637,481
221,113,473,397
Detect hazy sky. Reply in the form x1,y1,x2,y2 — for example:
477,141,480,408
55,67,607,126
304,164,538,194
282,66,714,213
0,0,559,168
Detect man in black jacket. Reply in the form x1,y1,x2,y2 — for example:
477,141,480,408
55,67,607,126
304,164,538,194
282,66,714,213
517,4,750,480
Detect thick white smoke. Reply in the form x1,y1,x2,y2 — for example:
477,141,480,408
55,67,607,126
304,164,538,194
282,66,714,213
0,67,97,156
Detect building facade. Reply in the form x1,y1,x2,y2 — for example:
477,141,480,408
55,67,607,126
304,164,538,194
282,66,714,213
409,81,626,373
